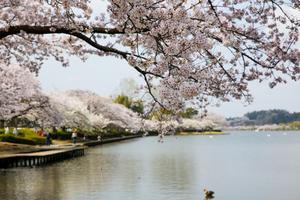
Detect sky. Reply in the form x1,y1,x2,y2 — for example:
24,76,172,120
38,55,300,118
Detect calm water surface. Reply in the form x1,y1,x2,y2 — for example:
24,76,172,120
1,131,300,200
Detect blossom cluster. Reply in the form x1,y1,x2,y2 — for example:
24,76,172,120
0,62,45,121
0,0,299,112
29,90,144,132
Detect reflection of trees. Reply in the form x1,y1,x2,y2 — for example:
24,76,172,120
86,144,142,195
0,171,18,200
0,168,64,200
0,137,210,200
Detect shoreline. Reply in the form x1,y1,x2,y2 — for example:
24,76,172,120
178,130,226,135
0,134,143,168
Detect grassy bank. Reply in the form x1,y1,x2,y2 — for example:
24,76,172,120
0,127,141,146
0,128,46,145
179,131,225,135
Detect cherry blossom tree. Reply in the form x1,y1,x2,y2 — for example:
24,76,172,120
0,0,299,111
0,62,47,123
197,112,228,128
69,90,143,132
47,90,143,132
24,98,64,128
47,91,108,131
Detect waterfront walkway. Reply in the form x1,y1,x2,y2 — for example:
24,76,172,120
0,135,142,168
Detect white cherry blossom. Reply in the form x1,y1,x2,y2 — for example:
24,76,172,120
0,62,46,121
0,0,299,112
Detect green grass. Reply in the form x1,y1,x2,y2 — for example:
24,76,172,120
0,126,140,145
0,128,46,145
0,134,46,145
179,131,225,135
287,121,300,130
0,127,14,134
18,128,37,137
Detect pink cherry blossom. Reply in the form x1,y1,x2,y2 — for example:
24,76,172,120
0,62,46,121
0,0,299,112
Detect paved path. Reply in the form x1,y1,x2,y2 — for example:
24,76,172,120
0,135,142,168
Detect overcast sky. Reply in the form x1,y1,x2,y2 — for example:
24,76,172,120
38,55,300,118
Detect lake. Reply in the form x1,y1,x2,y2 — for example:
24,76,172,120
1,131,300,200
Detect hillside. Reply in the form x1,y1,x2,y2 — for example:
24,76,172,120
228,109,300,126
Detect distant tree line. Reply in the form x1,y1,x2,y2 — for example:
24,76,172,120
228,109,300,126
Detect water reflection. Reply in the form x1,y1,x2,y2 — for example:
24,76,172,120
1,132,300,200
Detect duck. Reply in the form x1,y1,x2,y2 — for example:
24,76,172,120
204,189,215,199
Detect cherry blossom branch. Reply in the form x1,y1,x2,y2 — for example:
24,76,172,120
143,74,166,109
0,25,125,40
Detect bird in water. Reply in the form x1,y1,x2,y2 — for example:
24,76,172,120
203,189,215,199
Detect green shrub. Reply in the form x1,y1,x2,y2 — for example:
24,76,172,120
288,121,300,130
0,128,47,145
0,134,46,145
51,128,72,140
0,128,13,134
18,128,37,137
27,136,47,145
